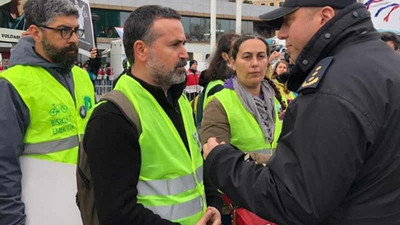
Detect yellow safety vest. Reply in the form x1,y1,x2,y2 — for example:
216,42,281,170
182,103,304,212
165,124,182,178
0,65,94,163
212,88,282,154
114,75,206,224
274,79,297,103
203,79,224,110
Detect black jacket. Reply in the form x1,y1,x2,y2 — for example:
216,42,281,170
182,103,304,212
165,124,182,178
205,3,400,225
84,72,221,225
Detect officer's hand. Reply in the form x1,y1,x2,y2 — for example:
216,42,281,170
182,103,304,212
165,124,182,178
195,207,221,225
203,138,225,160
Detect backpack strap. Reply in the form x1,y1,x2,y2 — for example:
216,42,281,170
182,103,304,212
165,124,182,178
207,83,224,97
77,90,141,225
99,90,141,134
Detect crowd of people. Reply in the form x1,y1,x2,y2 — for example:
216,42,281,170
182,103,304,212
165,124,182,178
0,0,400,225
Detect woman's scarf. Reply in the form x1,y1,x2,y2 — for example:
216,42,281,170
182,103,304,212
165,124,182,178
232,76,276,143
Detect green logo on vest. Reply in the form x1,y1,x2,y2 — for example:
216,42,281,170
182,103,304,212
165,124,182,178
49,104,69,116
83,96,93,111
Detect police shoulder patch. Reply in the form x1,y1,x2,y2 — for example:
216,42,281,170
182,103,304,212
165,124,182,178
297,56,334,93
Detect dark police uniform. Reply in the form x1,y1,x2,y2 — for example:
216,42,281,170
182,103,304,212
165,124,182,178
205,3,400,225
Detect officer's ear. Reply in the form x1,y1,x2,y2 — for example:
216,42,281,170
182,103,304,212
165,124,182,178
319,6,335,26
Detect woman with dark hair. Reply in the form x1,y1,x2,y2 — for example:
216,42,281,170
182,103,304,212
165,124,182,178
191,33,239,128
201,34,286,225
272,60,297,104
202,33,240,105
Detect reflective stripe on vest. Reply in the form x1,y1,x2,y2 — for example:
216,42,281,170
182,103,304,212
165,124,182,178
145,196,204,221
0,65,94,164
24,135,80,155
213,88,282,154
114,75,206,224
137,165,203,196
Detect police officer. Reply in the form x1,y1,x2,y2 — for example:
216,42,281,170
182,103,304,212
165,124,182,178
0,0,94,224
203,0,400,224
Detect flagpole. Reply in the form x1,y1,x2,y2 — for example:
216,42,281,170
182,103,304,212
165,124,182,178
211,0,217,52
236,0,242,34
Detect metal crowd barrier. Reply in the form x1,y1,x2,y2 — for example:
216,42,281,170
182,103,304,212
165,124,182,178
95,76,113,101
184,85,204,101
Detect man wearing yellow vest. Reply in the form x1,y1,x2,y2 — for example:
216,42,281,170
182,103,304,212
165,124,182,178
0,0,94,224
83,5,221,225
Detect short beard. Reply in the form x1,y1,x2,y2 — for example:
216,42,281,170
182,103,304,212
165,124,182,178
42,38,78,68
147,50,187,90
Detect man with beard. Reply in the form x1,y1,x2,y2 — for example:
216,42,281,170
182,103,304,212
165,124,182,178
81,5,221,225
0,0,95,225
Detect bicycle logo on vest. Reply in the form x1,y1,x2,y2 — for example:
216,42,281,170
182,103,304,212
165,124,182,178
48,104,75,135
49,104,69,116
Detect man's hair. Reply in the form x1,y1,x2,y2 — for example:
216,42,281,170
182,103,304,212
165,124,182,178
123,5,181,65
24,0,79,27
381,32,400,50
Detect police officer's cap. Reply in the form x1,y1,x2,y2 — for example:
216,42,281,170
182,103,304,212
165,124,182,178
259,0,357,29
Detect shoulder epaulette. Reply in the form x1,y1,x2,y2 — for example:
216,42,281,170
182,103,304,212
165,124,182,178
297,56,334,93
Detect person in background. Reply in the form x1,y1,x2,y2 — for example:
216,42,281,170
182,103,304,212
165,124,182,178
0,0,95,224
271,60,296,104
82,5,221,225
202,33,239,105
86,47,101,87
0,0,27,30
186,59,201,86
380,31,399,51
185,59,202,100
203,0,400,224
190,33,239,134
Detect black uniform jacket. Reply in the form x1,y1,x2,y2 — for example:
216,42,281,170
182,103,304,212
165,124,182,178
205,3,400,225
84,73,221,225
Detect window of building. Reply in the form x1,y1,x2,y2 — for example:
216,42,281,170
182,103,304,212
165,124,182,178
279,2,283,6
92,9,120,38
270,3,274,6
92,9,254,43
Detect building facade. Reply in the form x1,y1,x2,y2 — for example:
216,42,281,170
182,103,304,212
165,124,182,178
91,0,277,62
252,0,284,7
0,0,277,70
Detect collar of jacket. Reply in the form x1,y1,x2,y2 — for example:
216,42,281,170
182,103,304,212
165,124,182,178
126,69,186,107
287,3,378,91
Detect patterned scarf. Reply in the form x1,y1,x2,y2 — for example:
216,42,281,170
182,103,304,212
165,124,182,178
232,76,276,143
